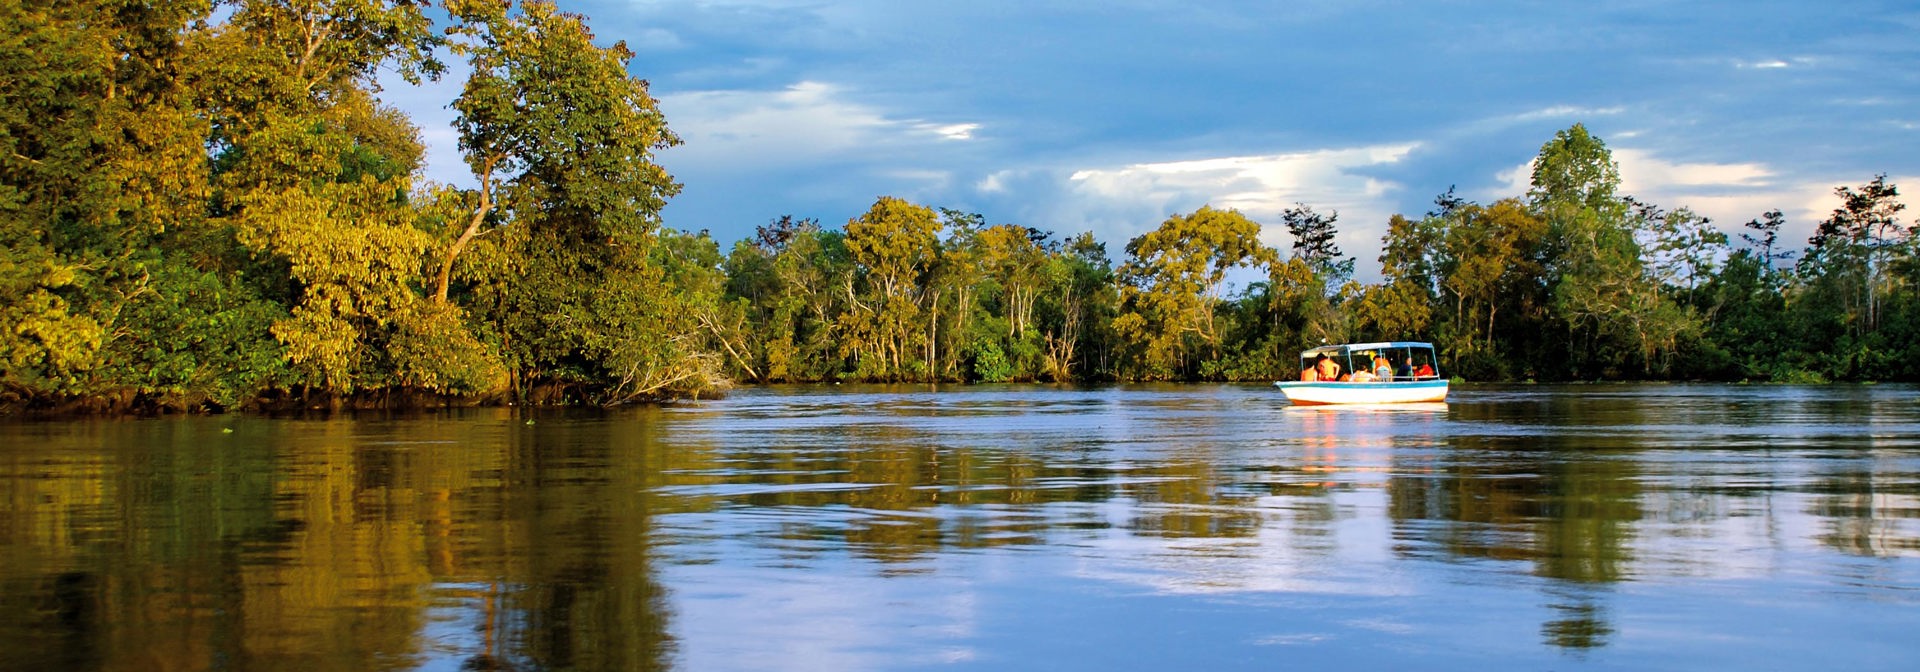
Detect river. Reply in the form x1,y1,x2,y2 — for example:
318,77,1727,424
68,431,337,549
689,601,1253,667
2,384,1916,670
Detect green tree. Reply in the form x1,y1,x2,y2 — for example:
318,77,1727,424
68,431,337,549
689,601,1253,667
1241,203,1360,371
1037,232,1118,381
1282,203,1354,287
0,0,305,408
927,209,987,381
974,224,1051,379
842,197,942,380
448,0,700,401
1529,124,1694,377
206,0,466,396
1791,176,1909,378
1114,206,1276,379
1741,209,1793,278
1806,176,1906,338
1432,200,1549,376
1637,201,1728,303
1698,247,1789,379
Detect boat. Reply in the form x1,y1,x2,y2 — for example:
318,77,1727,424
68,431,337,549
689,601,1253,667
1272,341,1449,405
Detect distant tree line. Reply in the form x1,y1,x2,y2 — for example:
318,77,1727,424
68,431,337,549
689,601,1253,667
707,130,1917,386
3,1,1915,413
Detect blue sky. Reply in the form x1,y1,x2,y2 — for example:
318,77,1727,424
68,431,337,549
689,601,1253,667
397,0,1920,280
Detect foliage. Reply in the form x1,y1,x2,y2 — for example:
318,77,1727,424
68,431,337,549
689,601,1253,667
3,3,1915,416
841,197,942,380
0,0,697,412
1114,206,1277,379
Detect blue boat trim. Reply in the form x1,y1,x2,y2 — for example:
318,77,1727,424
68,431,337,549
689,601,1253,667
1272,380,1450,389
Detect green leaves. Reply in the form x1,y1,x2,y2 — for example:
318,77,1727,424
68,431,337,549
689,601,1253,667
444,1,699,401
10,3,1920,413
1116,206,1277,379
840,197,942,379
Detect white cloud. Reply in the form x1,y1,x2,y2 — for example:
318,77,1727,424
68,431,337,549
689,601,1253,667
1490,160,1534,200
1615,149,1774,191
976,171,1010,194
1508,105,1626,123
920,122,981,141
1482,149,1917,252
1055,144,1419,266
1615,150,1843,245
1736,56,1815,70
657,81,979,171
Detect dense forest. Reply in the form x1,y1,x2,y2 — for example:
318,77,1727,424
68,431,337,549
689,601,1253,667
3,1,1916,413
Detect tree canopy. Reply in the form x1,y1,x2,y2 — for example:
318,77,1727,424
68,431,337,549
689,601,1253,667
3,4,1915,415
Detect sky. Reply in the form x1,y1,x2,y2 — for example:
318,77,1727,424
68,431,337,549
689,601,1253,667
395,0,1920,281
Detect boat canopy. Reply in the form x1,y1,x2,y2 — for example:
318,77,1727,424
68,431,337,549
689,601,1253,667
1296,342,1435,358
1295,341,1442,380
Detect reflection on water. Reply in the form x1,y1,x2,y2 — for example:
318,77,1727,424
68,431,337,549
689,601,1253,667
2,384,1918,670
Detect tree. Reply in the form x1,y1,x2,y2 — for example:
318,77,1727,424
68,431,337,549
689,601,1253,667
926,209,986,380
1741,209,1792,277
1699,247,1787,379
213,0,477,395
1115,206,1276,379
1036,232,1117,381
2,0,218,400
1807,175,1906,337
1282,203,1354,287
1529,124,1621,215
1435,200,1548,374
1528,123,1694,377
1788,176,1909,379
842,197,941,379
439,0,680,302
1640,203,1728,300
447,0,703,401
972,223,1052,379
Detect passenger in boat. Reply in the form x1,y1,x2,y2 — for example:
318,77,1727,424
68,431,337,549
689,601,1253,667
1302,355,1340,381
1412,361,1435,378
1373,355,1393,382
1349,367,1376,383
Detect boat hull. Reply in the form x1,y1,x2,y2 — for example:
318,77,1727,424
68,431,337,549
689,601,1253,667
1272,380,1449,405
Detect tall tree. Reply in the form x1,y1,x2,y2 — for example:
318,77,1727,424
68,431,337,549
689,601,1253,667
1807,175,1906,337
207,0,474,395
1741,209,1792,277
841,197,941,379
1282,202,1354,287
1038,232,1117,381
926,209,987,380
1114,206,1276,379
1433,200,1549,375
448,0,700,401
1529,123,1692,377
1,0,229,402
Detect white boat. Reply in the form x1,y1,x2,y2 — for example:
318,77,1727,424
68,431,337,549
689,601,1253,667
1272,341,1449,406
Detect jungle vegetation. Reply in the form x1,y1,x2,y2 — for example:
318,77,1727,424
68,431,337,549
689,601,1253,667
4,0,1916,413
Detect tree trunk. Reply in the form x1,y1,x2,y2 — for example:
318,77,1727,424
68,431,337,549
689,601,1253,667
433,166,496,303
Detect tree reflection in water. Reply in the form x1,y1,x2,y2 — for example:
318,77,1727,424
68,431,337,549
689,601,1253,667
2,384,1918,669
